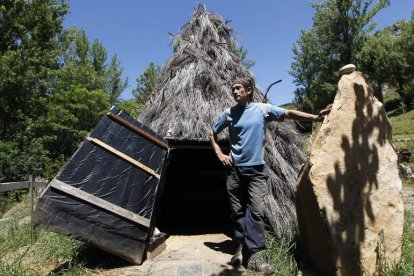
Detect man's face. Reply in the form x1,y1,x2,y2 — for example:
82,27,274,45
231,83,251,105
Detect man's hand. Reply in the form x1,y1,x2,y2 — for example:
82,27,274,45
218,153,233,168
314,114,324,122
317,104,332,121
209,129,233,168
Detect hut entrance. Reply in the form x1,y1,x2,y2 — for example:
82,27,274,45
156,142,232,235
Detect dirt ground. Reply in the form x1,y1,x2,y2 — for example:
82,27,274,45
403,184,414,213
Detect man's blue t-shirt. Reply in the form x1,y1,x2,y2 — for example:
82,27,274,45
213,103,286,166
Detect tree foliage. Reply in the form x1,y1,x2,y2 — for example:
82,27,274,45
393,18,414,106
132,62,161,101
0,0,69,140
228,40,255,70
0,0,126,181
105,55,128,106
117,99,145,119
359,26,403,103
359,15,414,107
58,28,127,105
290,0,390,114
119,62,161,118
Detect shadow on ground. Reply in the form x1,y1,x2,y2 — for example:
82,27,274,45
204,239,235,255
50,243,131,274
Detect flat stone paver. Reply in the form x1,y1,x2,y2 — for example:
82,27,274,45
146,234,244,276
101,233,245,276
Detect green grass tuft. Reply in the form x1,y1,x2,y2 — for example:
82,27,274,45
398,211,414,275
265,233,298,276
373,210,414,275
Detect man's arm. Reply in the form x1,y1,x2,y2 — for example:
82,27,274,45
285,110,320,121
285,107,331,122
209,129,233,168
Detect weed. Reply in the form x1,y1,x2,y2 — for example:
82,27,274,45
375,230,402,275
265,232,298,276
398,210,414,275
373,210,414,275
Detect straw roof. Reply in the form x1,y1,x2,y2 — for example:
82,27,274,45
139,5,305,239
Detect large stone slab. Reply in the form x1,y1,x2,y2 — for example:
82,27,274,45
296,71,404,275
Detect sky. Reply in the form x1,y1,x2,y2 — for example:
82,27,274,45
63,0,413,106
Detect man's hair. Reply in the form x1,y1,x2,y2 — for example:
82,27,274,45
232,76,255,100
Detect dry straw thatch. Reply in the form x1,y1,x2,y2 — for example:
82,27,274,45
139,5,306,239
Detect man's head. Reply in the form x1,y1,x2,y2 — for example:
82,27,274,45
231,77,255,105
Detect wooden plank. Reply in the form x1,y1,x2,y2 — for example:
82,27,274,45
87,137,160,179
34,181,48,187
50,179,151,228
0,181,29,192
29,175,34,243
107,112,169,150
0,181,48,193
146,234,167,260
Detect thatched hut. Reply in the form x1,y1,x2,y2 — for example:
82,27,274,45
139,5,305,239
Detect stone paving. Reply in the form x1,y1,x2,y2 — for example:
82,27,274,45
102,234,245,276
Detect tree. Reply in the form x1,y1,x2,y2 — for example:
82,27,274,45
58,28,128,104
0,140,50,182
0,1,127,181
359,28,402,103
0,0,69,140
132,62,161,102
0,0,69,181
360,17,414,107
105,55,128,106
117,99,145,119
290,0,390,113
57,29,104,91
394,18,414,106
228,40,255,70
117,62,160,118
30,87,109,160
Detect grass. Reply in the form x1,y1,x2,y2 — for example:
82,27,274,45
388,107,414,188
374,211,414,275
0,263,34,276
261,212,414,275
265,233,298,276
244,233,298,276
0,193,89,275
389,109,414,136
399,211,414,275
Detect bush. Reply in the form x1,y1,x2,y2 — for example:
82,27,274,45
384,98,402,112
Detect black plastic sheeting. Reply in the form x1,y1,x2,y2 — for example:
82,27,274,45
33,107,168,264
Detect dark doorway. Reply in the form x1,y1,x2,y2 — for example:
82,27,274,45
156,142,232,235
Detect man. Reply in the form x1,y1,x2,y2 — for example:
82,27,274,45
209,76,329,274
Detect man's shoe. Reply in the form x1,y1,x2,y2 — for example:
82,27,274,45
230,242,243,267
247,251,275,275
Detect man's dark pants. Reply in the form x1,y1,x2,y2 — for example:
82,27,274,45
226,165,268,254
